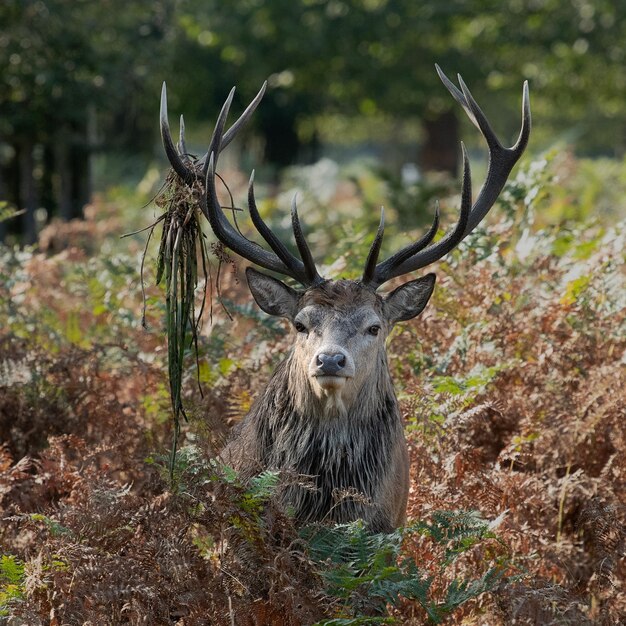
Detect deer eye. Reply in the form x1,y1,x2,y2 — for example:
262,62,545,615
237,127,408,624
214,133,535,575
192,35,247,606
294,321,307,333
368,325,381,336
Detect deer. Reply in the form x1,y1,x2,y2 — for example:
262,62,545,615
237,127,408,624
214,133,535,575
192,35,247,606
159,66,530,532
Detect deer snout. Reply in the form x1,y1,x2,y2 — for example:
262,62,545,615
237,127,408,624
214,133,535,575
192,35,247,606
310,347,355,380
316,352,346,376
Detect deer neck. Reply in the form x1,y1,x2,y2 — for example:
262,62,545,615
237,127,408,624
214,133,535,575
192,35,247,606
247,350,402,526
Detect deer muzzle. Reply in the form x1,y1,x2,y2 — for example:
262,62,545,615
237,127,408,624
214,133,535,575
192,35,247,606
310,347,355,391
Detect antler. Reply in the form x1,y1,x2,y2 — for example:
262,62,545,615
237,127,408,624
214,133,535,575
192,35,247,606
361,65,531,289
160,81,267,184
160,82,323,287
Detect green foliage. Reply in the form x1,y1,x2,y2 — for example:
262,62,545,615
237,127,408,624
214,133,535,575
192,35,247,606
415,510,499,564
305,510,508,624
374,167,453,230
29,514,72,538
0,0,171,143
148,444,210,493
403,363,506,437
431,365,502,396
170,0,626,155
0,203,24,224
147,176,210,477
4,0,626,246
0,247,149,351
0,555,25,616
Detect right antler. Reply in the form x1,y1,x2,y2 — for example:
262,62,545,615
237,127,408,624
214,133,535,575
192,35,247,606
160,82,323,288
361,65,530,289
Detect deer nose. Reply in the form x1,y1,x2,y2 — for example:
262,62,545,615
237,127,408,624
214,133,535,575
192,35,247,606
316,352,347,376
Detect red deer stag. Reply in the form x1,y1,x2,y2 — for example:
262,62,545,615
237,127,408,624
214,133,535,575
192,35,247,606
159,67,530,532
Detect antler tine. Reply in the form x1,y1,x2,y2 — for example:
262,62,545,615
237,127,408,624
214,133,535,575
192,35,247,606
370,202,440,285
222,81,267,150
370,146,471,287
456,74,501,151
177,114,190,162
197,81,267,170
203,153,299,278
362,207,385,285
435,64,477,128
291,194,323,285
514,80,531,153
162,80,265,178
383,145,471,283
365,68,530,288
203,151,321,285
459,78,531,236
160,82,194,183
247,172,308,274
162,82,321,287
202,87,236,179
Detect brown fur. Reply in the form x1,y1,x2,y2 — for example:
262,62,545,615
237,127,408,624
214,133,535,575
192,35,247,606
299,280,382,310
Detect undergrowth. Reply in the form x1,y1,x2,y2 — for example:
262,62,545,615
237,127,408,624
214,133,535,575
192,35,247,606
304,510,511,624
0,154,624,624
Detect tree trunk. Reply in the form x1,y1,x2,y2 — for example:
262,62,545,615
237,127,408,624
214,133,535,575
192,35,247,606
0,161,6,242
41,144,55,223
55,139,73,221
419,110,459,176
257,94,301,170
18,139,38,245
68,112,95,219
71,142,90,219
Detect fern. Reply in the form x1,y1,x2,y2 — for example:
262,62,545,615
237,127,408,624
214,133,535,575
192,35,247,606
0,555,25,616
443,568,504,609
247,470,282,501
303,511,507,624
29,513,72,537
413,509,498,565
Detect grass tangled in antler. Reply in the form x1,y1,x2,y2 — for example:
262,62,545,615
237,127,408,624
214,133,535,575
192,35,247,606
134,169,240,478
154,173,210,476
123,171,212,477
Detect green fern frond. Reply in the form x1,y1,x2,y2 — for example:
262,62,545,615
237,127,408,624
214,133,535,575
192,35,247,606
302,510,508,623
0,555,25,616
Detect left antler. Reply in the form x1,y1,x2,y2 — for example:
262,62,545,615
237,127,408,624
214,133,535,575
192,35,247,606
361,65,531,289
160,82,324,287
160,81,266,185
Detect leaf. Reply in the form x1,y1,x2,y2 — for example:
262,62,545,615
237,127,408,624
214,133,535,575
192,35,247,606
0,556,24,585
560,275,591,306
65,311,84,345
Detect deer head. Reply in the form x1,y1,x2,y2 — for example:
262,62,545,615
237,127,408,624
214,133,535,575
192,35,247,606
160,66,530,414
244,269,435,413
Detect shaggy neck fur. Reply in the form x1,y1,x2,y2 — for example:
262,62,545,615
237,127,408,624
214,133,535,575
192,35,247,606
246,348,402,531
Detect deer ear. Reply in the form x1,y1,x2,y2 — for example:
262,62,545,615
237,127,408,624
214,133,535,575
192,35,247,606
246,267,299,319
383,273,436,324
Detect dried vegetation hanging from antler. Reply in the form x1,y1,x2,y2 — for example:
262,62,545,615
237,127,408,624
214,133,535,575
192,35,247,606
143,163,243,475
139,170,209,474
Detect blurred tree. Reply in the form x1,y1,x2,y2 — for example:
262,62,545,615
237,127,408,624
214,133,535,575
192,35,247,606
464,0,626,155
171,0,626,168
170,0,469,171
0,0,174,242
2,0,626,242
